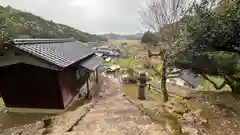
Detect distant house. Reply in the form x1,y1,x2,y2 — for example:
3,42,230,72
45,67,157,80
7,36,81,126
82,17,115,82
95,46,120,62
0,38,102,113
121,41,127,46
167,69,203,89
180,70,203,89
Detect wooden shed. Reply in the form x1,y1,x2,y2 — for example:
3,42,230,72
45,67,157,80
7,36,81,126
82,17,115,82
0,38,102,113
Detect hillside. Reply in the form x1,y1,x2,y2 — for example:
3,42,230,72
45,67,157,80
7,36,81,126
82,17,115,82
101,33,143,40
0,6,106,42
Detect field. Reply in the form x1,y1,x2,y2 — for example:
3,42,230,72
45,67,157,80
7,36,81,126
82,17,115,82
104,58,133,68
109,40,140,46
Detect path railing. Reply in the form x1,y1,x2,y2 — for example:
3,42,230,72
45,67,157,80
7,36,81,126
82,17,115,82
147,84,180,98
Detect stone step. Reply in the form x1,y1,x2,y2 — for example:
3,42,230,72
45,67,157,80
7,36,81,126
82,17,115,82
49,131,91,135
137,124,170,135
74,114,154,131
51,123,169,135
88,107,106,113
93,104,134,110
55,78,169,135
78,113,107,123
73,121,143,135
103,114,153,125
89,106,136,114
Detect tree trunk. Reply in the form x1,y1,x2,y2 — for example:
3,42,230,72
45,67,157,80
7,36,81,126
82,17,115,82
161,59,168,102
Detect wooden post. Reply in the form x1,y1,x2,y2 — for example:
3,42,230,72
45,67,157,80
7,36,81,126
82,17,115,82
86,79,90,100
96,68,99,84
148,84,151,91
43,117,53,128
138,72,147,100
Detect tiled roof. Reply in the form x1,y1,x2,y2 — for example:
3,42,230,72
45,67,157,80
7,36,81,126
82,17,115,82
180,70,203,88
12,38,95,68
79,54,103,71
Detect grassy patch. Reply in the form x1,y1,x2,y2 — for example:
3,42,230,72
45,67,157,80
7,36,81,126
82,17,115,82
202,76,231,90
156,63,162,73
116,59,132,68
122,84,139,99
110,40,122,46
0,98,4,107
103,58,132,68
125,89,186,135
110,40,140,46
203,79,211,90
122,84,162,101
103,61,115,67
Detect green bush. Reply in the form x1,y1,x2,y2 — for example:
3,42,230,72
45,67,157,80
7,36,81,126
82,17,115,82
174,97,187,104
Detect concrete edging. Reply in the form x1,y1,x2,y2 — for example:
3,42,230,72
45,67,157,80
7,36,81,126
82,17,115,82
48,97,101,134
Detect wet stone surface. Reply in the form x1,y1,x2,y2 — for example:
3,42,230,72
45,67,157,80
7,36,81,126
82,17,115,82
69,77,169,135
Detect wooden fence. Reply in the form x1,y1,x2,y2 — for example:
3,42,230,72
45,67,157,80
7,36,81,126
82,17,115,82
147,84,181,98
148,84,163,93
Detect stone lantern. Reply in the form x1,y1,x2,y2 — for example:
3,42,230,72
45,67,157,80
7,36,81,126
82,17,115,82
138,72,148,100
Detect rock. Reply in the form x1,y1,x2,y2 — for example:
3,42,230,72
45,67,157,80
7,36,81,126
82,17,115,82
198,117,208,125
191,109,202,117
182,125,202,135
34,128,47,135
182,113,195,122
3,109,8,113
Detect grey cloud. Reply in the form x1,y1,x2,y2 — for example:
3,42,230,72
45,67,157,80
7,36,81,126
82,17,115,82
1,0,147,34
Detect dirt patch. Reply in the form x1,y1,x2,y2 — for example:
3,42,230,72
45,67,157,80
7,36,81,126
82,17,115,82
187,91,240,135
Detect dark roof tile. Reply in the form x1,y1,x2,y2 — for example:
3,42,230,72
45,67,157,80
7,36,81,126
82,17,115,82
13,38,95,68
80,54,103,71
180,70,203,88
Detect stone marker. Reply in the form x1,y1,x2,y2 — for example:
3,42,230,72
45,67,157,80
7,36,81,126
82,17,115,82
138,72,147,100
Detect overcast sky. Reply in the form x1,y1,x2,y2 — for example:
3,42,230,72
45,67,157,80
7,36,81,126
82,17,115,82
1,0,147,34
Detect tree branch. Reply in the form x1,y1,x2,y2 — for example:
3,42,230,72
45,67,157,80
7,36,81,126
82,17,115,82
202,74,227,89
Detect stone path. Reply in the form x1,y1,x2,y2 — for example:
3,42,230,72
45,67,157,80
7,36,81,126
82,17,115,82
64,77,169,135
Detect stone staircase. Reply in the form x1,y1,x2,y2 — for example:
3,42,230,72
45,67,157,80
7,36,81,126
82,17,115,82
62,77,170,135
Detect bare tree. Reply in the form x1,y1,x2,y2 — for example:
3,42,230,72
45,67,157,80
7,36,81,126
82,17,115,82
139,0,187,102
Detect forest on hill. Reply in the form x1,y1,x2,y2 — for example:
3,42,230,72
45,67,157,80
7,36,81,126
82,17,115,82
101,33,143,40
0,6,107,42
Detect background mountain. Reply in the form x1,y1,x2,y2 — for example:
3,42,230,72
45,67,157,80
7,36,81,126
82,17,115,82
101,33,143,40
0,6,107,42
